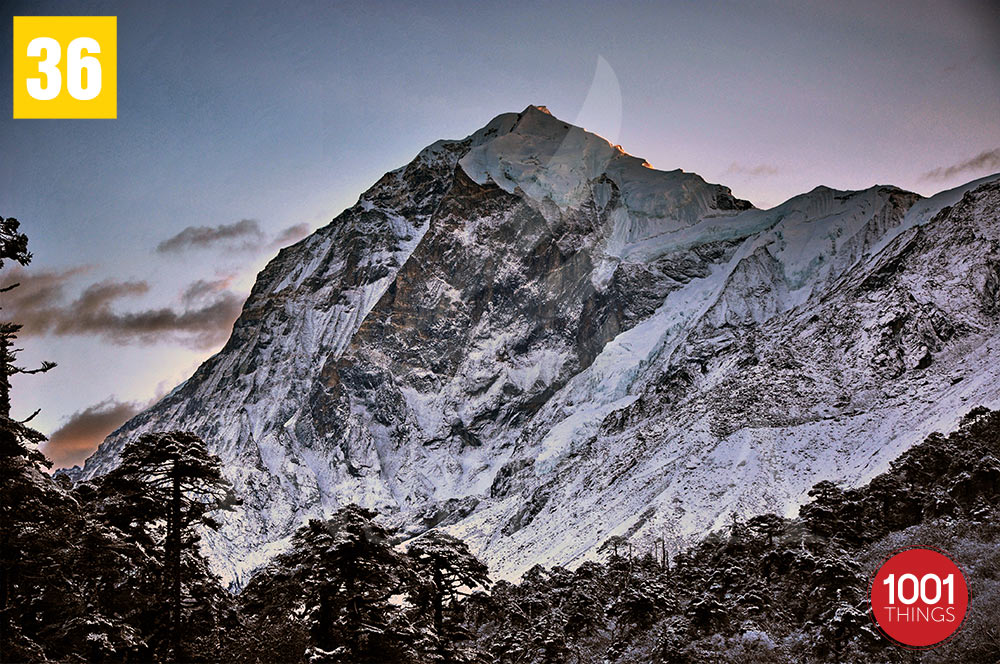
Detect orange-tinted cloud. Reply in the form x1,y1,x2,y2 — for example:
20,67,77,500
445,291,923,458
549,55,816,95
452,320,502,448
41,398,143,469
268,223,310,249
1,267,244,349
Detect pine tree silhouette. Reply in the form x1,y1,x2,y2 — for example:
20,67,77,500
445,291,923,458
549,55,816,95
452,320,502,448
0,216,57,663
408,530,490,661
103,430,237,661
0,216,55,465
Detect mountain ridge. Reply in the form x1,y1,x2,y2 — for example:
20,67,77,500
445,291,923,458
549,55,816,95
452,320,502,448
70,106,1000,586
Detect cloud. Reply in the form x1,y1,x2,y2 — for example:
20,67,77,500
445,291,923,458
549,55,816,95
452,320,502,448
156,219,265,254
269,223,310,249
726,162,780,177
921,149,1000,181
156,220,312,254
0,264,90,300
41,398,144,469
180,275,236,306
1,267,244,349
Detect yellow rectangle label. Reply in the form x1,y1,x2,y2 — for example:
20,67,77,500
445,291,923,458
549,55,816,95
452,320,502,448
12,16,117,119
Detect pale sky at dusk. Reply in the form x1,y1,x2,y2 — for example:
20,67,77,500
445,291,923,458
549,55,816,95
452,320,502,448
1,0,998,467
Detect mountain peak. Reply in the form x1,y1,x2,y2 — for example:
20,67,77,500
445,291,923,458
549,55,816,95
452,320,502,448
457,106,751,222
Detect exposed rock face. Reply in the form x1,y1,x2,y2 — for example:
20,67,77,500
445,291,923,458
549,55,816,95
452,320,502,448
74,106,1000,585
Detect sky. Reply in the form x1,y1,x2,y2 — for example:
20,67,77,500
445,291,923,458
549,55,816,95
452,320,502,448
1,0,998,468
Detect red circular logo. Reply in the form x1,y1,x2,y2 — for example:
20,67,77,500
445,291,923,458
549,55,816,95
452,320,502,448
870,547,968,648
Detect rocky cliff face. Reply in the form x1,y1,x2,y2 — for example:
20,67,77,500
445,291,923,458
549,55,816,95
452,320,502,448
75,106,1000,585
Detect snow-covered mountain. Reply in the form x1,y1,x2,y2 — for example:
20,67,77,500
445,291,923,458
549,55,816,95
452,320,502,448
74,106,1000,586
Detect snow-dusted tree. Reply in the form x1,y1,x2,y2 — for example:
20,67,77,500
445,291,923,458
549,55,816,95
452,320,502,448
408,530,490,660
0,216,55,446
0,217,147,662
247,504,419,662
103,430,236,661
799,480,849,540
0,216,58,662
598,535,629,560
745,513,785,550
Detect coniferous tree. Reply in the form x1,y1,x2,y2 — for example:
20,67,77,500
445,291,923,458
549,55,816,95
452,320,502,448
0,216,58,662
598,535,628,561
101,430,237,661
745,513,784,550
244,504,418,663
408,530,490,661
0,218,137,661
0,217,55,445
